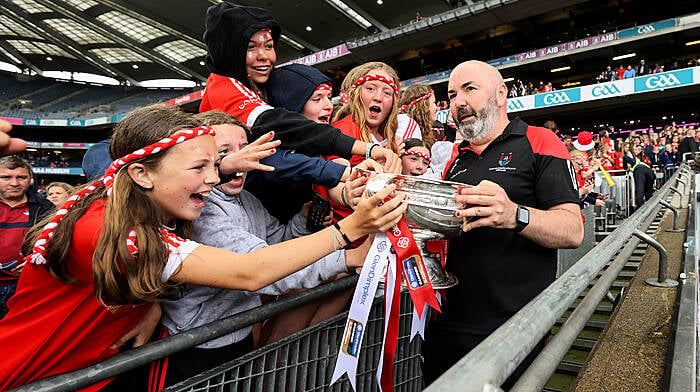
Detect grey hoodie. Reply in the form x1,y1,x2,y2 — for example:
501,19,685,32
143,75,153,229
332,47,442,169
160,188,346,348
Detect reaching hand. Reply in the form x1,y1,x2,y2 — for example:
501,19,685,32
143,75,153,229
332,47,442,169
345,184,407,236
0,120,26,155
110,303,161,349
219,131,281,174
370,146,401,174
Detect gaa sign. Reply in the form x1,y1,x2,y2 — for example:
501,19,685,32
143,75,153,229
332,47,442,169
535,89,581,108
634,69,693,92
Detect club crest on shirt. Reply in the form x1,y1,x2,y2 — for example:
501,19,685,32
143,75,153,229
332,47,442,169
489,152,516,172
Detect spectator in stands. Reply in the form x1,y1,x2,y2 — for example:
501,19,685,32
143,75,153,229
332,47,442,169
637,59,649,76
156,113,380,387
616,65,626,80
605,66,616,81
423,60,582,388
677,127,699,161
45,182,72,207
0,105,405,391
0,156,52,319
665,143,678,166
563,135,574,151
623,65,636,79
398,84,438,147
625,144,655,208
400,138,431,176
509,84,519,97
0,119,26,156
200,2,399,174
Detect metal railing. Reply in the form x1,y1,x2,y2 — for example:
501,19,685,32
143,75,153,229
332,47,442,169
665,172,699,391
425,165,692,392
10,276,361,392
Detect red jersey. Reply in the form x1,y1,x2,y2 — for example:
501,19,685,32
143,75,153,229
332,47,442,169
200,73,273,128
0,200,151,391
0,200,29,284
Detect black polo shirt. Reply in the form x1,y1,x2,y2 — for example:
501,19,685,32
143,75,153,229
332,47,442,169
436,117,578,335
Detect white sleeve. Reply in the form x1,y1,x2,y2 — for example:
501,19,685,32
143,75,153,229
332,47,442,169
161,239,202,282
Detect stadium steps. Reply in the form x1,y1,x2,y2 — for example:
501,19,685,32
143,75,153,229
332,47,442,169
34,87,90,111
543,206,667,392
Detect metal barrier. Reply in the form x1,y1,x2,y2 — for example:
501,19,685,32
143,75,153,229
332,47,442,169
665,172,699,391
425,165,691,392
165,292,422,392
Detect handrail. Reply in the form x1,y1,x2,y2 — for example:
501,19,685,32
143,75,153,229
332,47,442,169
425,166,688,392
10,275,359,392
666,172,698,391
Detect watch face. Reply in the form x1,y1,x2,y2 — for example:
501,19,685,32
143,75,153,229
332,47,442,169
518,206,530,224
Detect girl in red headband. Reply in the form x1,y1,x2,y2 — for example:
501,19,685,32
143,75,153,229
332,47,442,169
398,84,438,148
0,105,406,391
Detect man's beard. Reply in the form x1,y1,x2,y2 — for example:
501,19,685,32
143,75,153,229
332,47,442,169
455,96,498,143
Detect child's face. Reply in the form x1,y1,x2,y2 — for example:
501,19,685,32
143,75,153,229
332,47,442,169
359,68,395,133
301,89,333,124
401,146,431,176
428,93,437,122
146,135,219,222
246,30,276,85
213,124,249,196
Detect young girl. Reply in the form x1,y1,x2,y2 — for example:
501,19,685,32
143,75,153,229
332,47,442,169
398,84,438,148
319,62,402,239
0,105,406,391
200,3,399,174
46,181,72,207
333,61,401,154
400,138,432,177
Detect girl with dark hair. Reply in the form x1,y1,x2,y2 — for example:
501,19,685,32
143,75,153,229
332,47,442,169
400,138,431,176
0,105,406,391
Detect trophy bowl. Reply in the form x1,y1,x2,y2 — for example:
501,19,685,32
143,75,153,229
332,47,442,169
366,173,463,289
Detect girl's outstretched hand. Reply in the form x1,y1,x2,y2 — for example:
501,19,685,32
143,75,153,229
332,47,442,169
343,184,407,237
219,131,281,174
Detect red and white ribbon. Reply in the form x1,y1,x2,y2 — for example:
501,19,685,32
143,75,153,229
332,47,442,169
25,126,216,266
401,150,431,164
352,74,399,95
315,83,332,92
398,90,433,113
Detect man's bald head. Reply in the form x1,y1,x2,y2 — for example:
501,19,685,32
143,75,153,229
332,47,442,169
450,61,505,91
447,60,509,144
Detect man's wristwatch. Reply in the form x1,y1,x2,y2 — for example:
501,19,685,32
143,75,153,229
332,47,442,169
514,205,530,232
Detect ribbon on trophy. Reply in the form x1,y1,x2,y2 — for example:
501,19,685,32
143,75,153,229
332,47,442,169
331,233,391,390
332,218,441,392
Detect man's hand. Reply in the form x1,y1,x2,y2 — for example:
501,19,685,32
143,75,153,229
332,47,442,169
453,180,518,232
0,120,26,155
219,131,281,174
370,146,401,174
110,303,162,349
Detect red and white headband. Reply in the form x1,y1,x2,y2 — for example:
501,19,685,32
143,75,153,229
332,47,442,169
339,91,349,105
315,83,332,92
398,90,434,113
352,74,399,95
26,126,216,266
401,149,431,164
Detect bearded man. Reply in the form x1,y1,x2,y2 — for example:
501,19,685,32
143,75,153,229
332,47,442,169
422,61,583,388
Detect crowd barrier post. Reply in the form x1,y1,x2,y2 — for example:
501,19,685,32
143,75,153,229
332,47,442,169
633,229,678,288
659,200,683,232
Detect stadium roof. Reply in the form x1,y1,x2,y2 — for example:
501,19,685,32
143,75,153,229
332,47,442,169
0,0,586,86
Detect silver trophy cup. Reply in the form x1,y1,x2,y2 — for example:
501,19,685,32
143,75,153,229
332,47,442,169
366,173,463,289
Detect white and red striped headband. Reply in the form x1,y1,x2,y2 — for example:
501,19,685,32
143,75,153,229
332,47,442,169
315,83,332,92
352,74,399,95
398,90,434,113
401,149,431,164
26,126,216,266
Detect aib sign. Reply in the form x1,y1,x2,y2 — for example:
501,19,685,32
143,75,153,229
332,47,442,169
534,89,580,108
634,69,693,92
